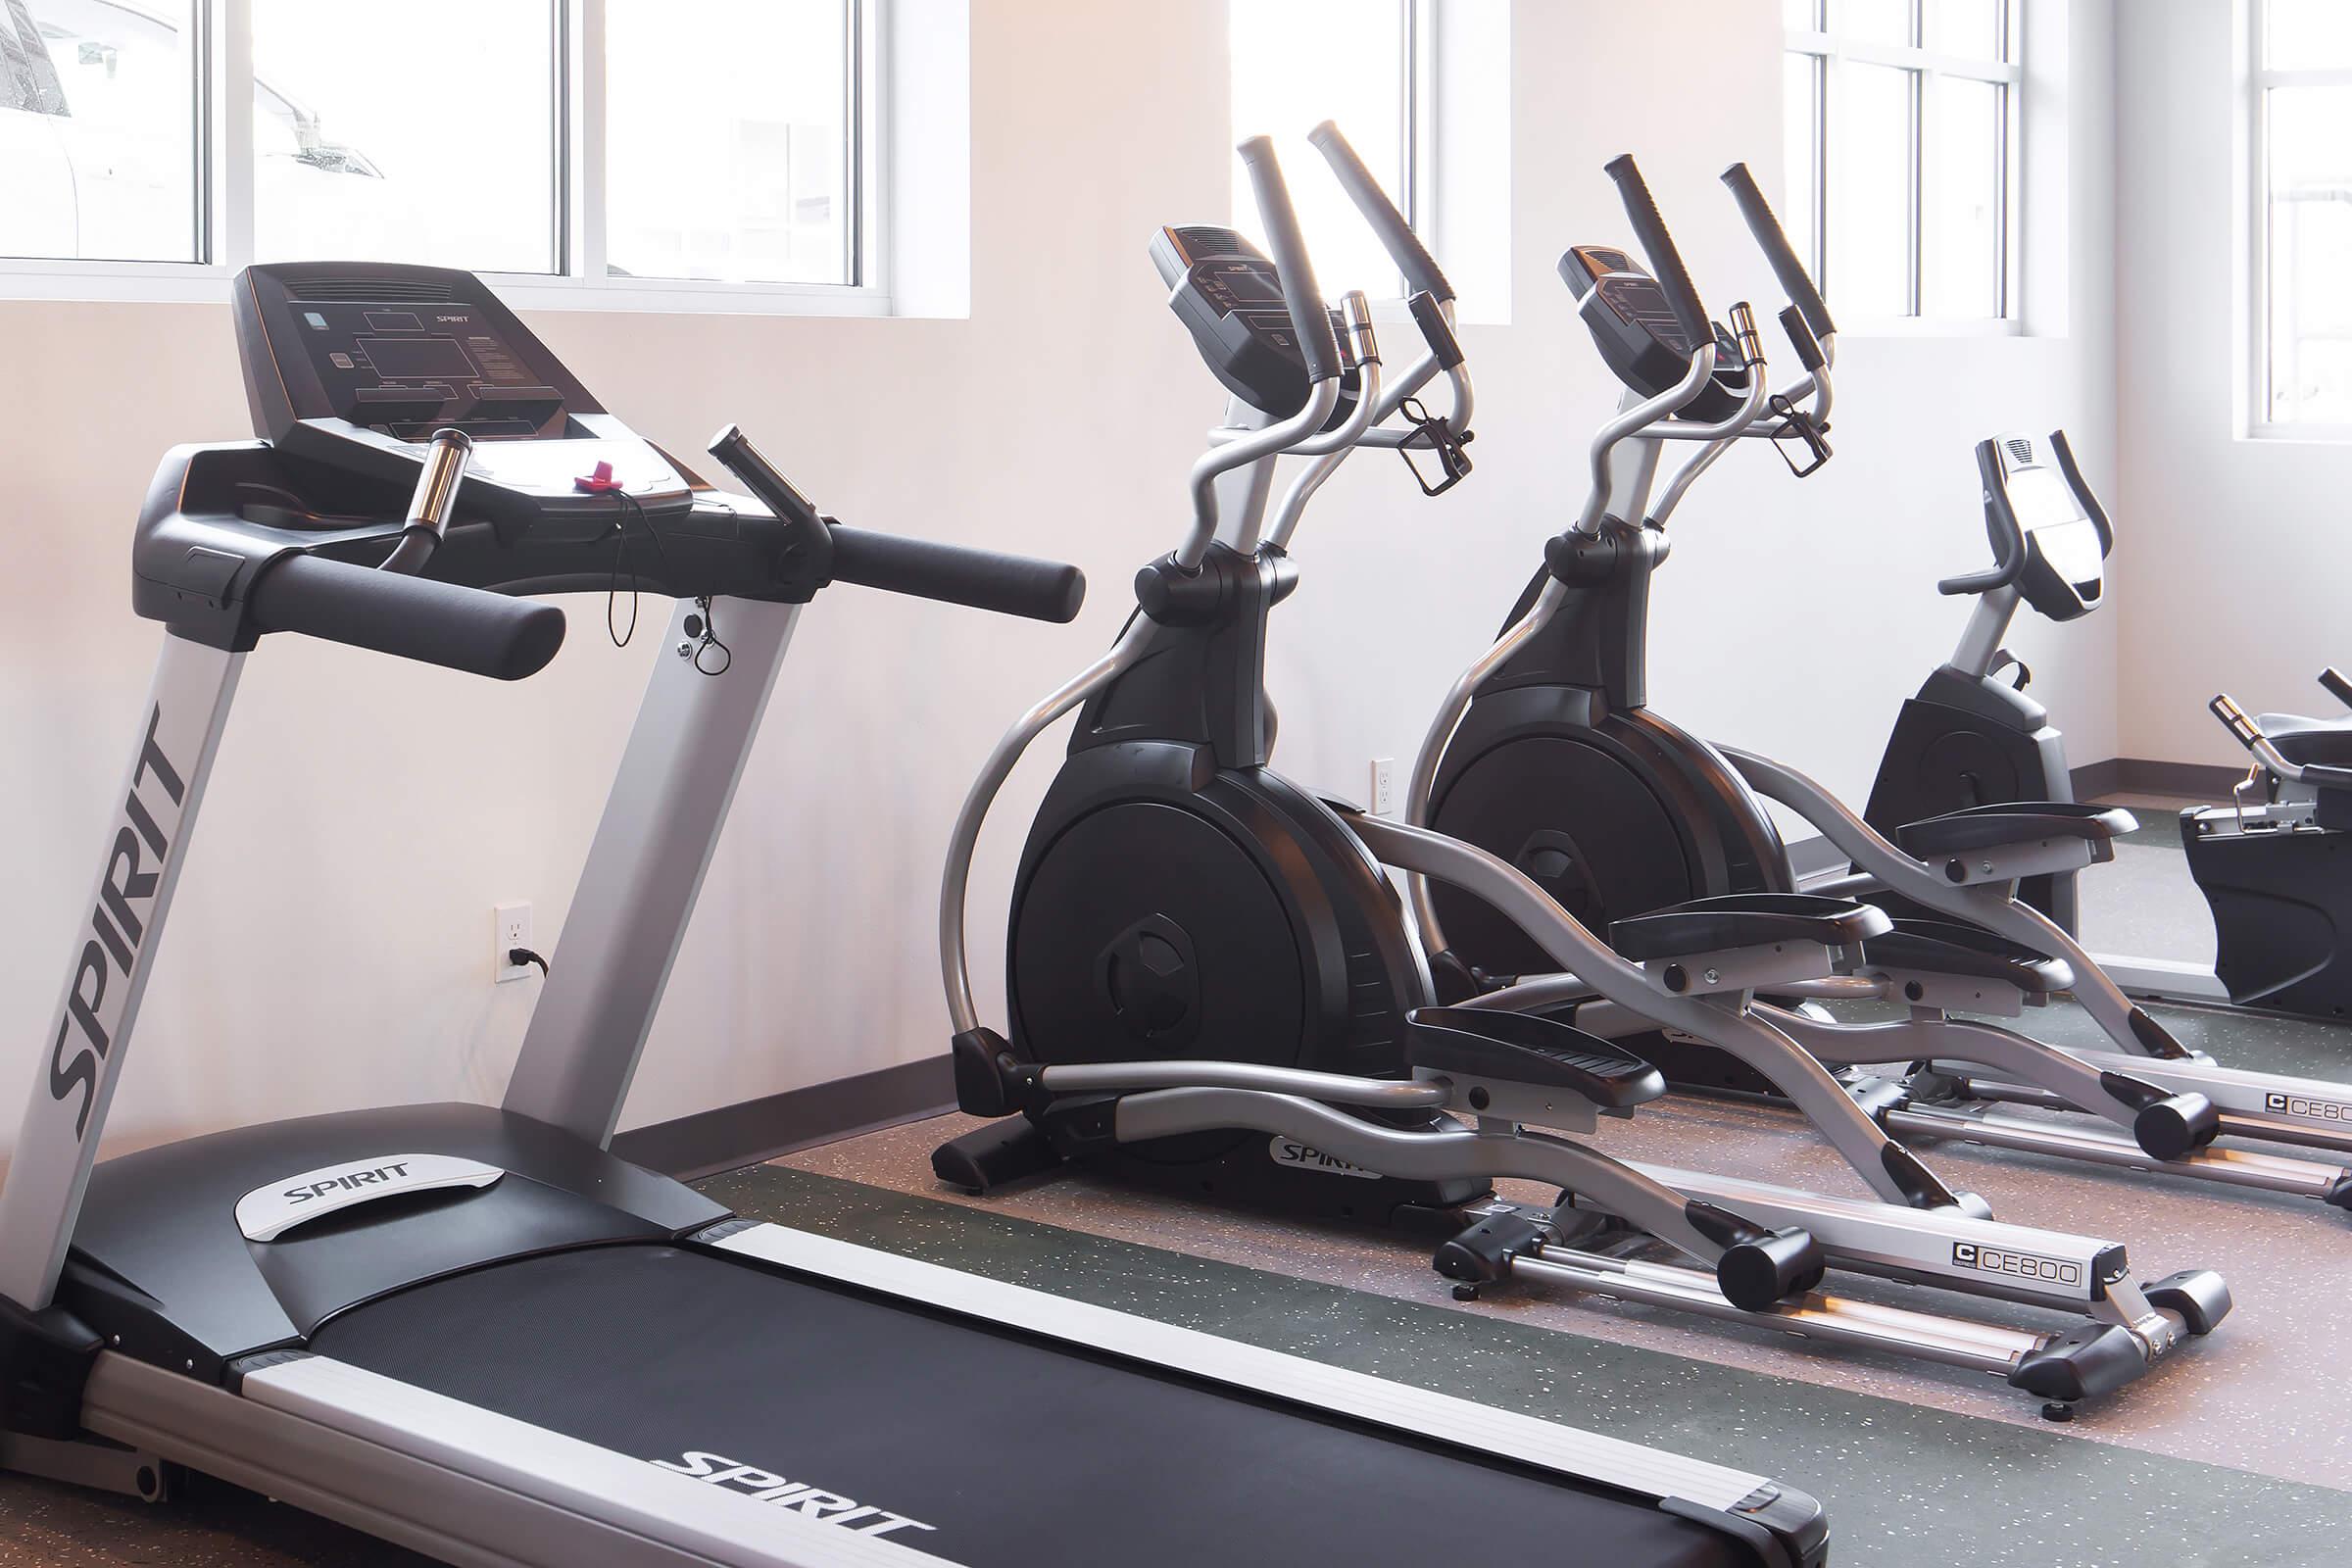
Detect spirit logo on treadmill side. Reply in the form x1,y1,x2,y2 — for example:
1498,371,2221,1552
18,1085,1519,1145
1951,1242,2083,1289
651,1451,936,1541
2265,1090,2352,1124
1267,1136,1383,1179
49,706,183,1138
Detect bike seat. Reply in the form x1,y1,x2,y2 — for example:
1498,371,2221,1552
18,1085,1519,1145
2259,713,2352,770
1404,1006,1666,1111
1859,918,2069,994
1608,893,1889,962
1894,801,2134,858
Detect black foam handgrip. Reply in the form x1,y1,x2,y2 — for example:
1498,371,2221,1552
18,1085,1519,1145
1237,135,1341,384
1308,119,1451,304
1408,291,1465,370
1721,163,1834,339
1779,305,1825,373
247,552,565,680
1604,154,1709,350
826,525,1085,624
2321,667,2352,710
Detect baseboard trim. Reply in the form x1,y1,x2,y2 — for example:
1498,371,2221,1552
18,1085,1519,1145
2089,758,2245,800
2069,758,2125,799
612,1054,955,1183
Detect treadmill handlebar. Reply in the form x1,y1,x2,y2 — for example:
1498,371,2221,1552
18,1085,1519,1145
1309,119,1452,305
1237,135,1343,385
709,423,1086,624
1721,162,1835,340
1604,155,1710,352
247,552,566,680
826,525,1087,624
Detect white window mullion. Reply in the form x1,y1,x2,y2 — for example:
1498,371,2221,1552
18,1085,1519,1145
567,0,607,281
856,0,889,300
212,0,255,272
1908,62,1925,316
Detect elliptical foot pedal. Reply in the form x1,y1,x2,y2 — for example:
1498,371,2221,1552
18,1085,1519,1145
2007,1322,2145,1402
2145,1269,2232,1337
931,1119,1065,1195
1434,1209,1554,1291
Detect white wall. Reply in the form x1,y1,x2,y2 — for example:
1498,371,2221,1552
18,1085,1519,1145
0,0,2122,1167
2112,0,2342,767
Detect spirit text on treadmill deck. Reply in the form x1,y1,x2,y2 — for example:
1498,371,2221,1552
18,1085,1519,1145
651,1450,937,1541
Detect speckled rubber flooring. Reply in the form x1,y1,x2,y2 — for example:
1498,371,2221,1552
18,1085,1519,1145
7,802,2352,1564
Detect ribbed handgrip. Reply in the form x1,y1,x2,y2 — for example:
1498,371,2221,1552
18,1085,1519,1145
1238,135,1341,383
247,552,565,680
1721,162,1834,338
1308,119,1451,303
1604,154,1710,349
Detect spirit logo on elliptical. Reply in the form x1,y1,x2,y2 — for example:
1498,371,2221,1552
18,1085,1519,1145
650,1451,937,1541
1267,1136,1383,1179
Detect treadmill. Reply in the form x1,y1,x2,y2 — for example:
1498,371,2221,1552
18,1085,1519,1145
0,260,1828,1568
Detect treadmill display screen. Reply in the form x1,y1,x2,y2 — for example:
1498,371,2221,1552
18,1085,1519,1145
362,337,477,381
282,296,556,436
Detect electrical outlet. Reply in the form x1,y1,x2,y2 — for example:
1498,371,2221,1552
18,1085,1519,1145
1371,758,1396,816
494,902,533,984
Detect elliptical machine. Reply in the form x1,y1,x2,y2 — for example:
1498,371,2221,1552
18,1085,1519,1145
1400,162,2352,1229
1866,476,2352,1025
932,131,2221,1412
1861,431,2113,934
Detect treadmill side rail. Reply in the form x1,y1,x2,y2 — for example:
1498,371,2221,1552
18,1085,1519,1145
84,1350,950,1568
710,1222,1796,1525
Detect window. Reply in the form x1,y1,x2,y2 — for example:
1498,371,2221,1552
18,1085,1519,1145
2251,0,2352,431
2,0,201,263
1226,0,1508,315
1784,0,2020,324
0,0,877,309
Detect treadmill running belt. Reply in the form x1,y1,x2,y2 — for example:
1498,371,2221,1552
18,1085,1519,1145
309,1243,1739,1566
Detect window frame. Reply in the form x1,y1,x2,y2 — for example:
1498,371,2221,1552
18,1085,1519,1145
1229,0,1437,315
2244,0,2352,439
1784,0,2024,334
0,0,891,316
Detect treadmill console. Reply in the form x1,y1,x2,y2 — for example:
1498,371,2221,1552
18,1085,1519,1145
234,262,693,533
1986,434,2106,621
1150,224,1357,423
1559,245,1748,421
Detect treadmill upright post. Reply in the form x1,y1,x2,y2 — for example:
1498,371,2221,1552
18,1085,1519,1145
0,636,245,1312
502,597,801,1148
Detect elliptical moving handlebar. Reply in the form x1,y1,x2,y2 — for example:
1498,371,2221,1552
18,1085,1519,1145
1720,163,1835,341
1237,136,1343,385
1604,155,1710,350
1308,119,1452,304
